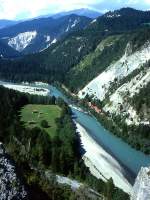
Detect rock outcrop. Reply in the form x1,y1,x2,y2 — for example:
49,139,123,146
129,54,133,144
0,143,27,200
131,167,150,200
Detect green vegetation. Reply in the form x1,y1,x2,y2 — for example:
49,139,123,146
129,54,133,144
2,7,150,199
80,93,150,154
0,86,129,199
90,8,150,34
131,81,150,118
0,32,102,83
103,61,150,153
104,60,150,105
21,104,61,137
0,26,149,95
66,34,129,91
0,86,80,199
41,120,49,128
0,15,91,56
0,9,150,92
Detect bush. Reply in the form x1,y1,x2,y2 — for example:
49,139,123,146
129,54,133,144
41,120,49,128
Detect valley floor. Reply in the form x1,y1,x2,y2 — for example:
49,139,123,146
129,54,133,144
0,81,136,196
2,82,50,96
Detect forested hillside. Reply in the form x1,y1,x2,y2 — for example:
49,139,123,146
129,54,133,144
0,86,129,199
66,27,150,91
0,7,150,155
0,14,91,55
77,29,150,153
1,8,150,83
88,8,150,34
0,31,102,82
0,40,21,58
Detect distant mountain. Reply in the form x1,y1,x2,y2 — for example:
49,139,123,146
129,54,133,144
0,40,21,58
65,7,150,91
2,8,150,79
88,7,150,33
0,20,18,29
1,9,150,198
0,14,91,55
52,8,102,19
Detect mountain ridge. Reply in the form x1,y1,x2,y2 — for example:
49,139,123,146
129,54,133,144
52,8,102,19
0,14,91,55
0,19,18,29
0,8,149,154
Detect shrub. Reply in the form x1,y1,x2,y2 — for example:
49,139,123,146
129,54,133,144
41,120,49,128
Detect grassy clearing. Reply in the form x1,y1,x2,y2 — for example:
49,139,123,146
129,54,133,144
20,104,61,137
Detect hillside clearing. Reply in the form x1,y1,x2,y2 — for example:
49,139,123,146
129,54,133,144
20,104,61,137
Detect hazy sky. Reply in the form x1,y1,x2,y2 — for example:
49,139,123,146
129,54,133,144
0,0,150,20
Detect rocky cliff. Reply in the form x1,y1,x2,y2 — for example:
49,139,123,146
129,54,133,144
0,143,27,200
131,167,150,200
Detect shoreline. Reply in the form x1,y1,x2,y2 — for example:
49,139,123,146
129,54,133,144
0,81,148,193
74,121,133,195
0,82,50,96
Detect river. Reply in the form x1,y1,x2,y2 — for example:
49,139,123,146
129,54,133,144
1,81,150,194
48,85,150,174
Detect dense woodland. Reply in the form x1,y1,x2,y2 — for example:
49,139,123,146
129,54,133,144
0,86,129,200
0,7,150,199
79,93,150,154
131,82,150,116
0,27,149,90
90,8,150,34
0,29,103,83
66,34,129,91
1,8,150,88
0,15,91,55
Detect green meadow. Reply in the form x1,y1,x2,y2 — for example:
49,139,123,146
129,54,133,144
20,104,61,137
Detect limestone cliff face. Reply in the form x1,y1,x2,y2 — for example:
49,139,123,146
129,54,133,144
131,167,150,200
0,143,27,200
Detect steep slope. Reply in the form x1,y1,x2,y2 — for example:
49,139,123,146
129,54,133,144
131,166,150,200
2,7,150,58
66,34,130,91
64,7,150,90
78,34,150,100
0,26,104,82
0,8,149,76
0,15,91,55
0,19,18,29
0,143,27,199
77,27,150,153
0,8,150,83
88,8,150,34
0,40,21,58
104,65,150,126
8,31,37,52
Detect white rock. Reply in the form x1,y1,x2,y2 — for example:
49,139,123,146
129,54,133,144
104,67,150,125
8,31,37,52
56,175,82,191
51,38,57,44
45,35,51,42
91,19,97,24
75,121,132,195
71,19,79,28
131,167,150,200
78,42,150,101
2,84,49,96
0,143,27,199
